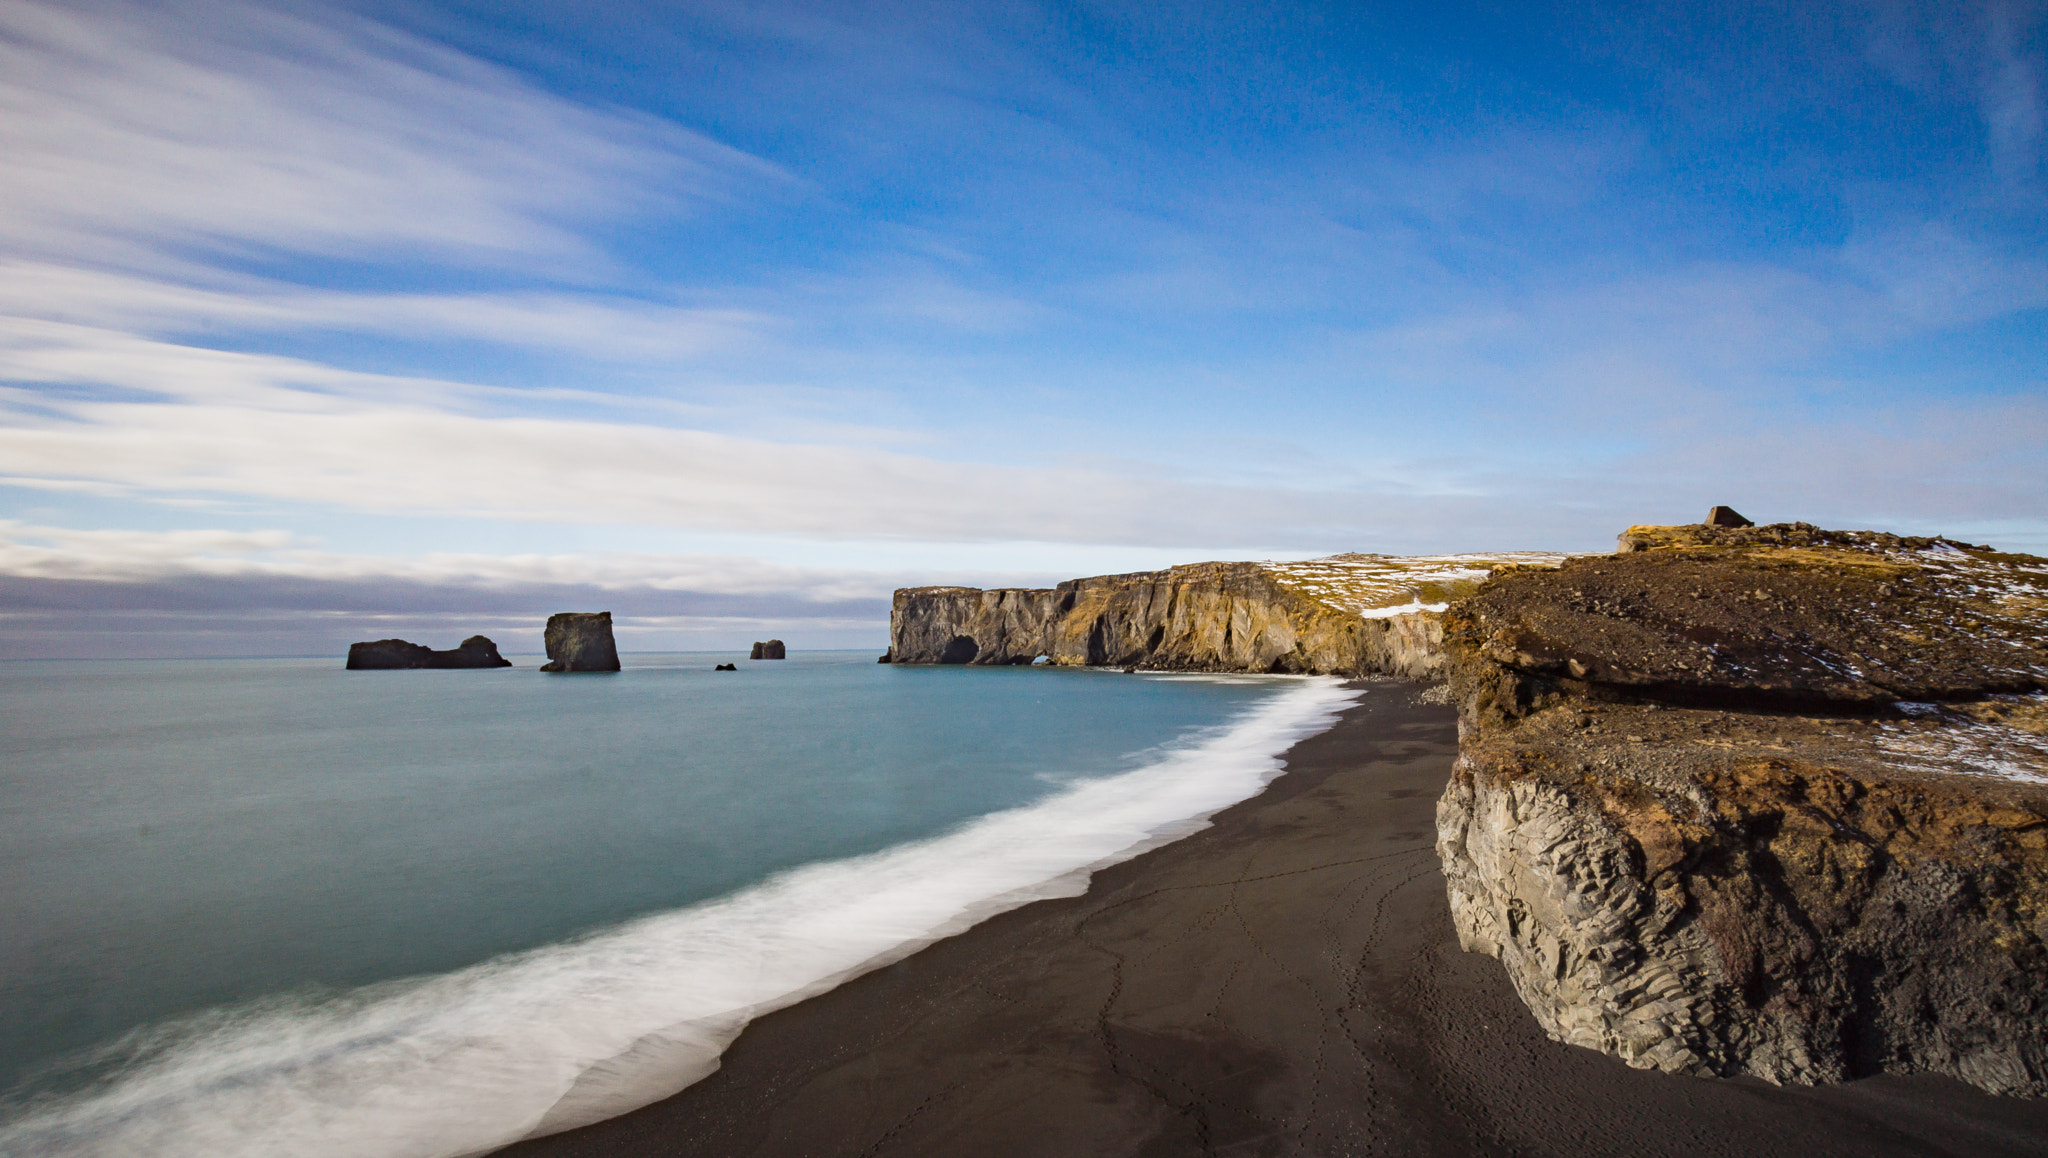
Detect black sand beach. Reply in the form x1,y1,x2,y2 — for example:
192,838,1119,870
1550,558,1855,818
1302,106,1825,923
504,685,2048,1157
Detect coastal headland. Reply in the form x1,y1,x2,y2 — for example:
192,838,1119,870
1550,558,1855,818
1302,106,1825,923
504,517,2048,1155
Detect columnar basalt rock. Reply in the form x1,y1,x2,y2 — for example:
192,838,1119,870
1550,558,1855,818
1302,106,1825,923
345,635,512,669
1434,521,2048,1096
540,612,620,673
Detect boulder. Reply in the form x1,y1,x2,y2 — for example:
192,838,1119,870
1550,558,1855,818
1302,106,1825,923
750,639,786,660
539,612,620,673
1705,505,1754,527
346,635,511,669
714,663,737,671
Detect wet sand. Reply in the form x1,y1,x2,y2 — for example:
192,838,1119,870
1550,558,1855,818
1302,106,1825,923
503,685,2048,1157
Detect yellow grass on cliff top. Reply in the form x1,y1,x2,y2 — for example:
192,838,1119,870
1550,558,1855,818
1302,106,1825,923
1262,552,1571,618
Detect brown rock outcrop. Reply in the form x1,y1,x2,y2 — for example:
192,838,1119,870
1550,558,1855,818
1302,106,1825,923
749,640,786,660
540,612,620,673
1435,521,2048,1096
889,562,1452,678
887,555,1563,678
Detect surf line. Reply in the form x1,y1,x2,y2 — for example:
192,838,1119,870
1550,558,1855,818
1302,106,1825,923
0,677,1361,1158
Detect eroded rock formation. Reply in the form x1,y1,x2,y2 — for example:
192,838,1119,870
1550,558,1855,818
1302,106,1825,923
540,612,620,673
750,640,786,660
888,555,1552,678
1435,521,2048,1096
345,635,511,669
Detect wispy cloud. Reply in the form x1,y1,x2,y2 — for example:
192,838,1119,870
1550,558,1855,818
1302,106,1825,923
0,318,1352,547
0,519,908,598
0,0,779,270
0,0,2042,663
0,260,773,364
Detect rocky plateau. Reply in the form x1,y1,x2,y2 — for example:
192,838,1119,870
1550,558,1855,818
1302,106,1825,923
1435,519,2048,1096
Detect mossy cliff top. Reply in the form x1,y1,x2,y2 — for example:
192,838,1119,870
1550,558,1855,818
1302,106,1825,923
1263,552,1566,617
1445,521,2048,718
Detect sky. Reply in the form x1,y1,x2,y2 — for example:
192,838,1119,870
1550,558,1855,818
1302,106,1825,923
0,0,2043,657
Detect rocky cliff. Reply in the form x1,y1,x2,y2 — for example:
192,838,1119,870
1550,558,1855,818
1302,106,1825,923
345,635,512,669
540,612,620,673
887,554,1558,678
1434,521,2048,1096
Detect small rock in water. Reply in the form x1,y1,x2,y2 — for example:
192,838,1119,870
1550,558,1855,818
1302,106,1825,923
750,639,786,660
714,663,736,671
877,652,893,663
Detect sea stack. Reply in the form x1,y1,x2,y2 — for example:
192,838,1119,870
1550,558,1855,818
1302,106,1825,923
540,612,620,673
345,635,512,669
750,639,786,660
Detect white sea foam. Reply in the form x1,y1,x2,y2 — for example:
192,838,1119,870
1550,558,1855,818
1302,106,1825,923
0,677,1360,1158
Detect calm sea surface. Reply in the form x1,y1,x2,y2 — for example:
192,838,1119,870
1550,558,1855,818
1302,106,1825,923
0,652,1356,1157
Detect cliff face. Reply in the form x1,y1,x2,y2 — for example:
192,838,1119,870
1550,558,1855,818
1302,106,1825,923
888,564,1428,677
540,612,620,673
1434,523,2048,1096
888,554,1556,678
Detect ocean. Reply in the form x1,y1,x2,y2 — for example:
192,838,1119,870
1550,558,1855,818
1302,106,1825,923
0,652,1357,1157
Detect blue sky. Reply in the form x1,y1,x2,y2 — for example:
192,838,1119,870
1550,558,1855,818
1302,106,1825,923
1,0,2043,656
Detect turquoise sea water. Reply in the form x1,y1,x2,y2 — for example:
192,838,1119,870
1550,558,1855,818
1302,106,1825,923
0,652,1356,1157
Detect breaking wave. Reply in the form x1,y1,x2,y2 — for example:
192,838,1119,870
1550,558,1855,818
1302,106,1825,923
0,677,1359,1158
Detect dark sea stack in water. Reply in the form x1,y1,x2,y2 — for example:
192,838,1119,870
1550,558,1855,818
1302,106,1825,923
714,662,736,671
750,640,786,660
877,652,892,663
347,639,433,669
1435,521,2048,1096
346,635,512,669
539,612,620,673
443,635,512,667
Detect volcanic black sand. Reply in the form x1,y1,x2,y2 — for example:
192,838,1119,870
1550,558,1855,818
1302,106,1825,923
502,685,2048,1157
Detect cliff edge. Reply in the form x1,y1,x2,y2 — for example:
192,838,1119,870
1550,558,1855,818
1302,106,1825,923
1434,521,2048,1095
888,553,1559,679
